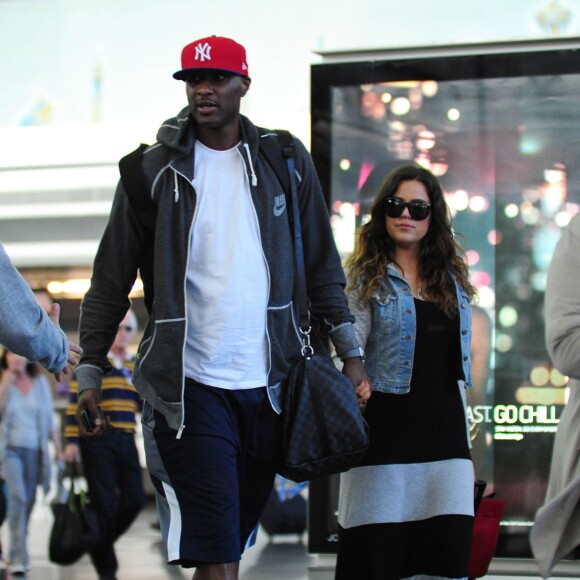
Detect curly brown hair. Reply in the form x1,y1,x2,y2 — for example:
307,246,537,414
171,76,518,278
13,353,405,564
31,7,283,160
345,164,476,317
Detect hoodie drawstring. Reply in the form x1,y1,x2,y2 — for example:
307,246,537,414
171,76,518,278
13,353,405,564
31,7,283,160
243,143,258,187
174,171,180,203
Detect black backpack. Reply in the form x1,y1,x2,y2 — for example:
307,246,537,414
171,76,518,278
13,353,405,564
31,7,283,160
117,130,295,313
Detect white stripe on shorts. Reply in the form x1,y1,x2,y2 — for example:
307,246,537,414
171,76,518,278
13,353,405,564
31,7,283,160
163,481,183,562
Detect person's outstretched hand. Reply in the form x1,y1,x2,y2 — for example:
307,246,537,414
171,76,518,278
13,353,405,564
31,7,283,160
49,303,82,382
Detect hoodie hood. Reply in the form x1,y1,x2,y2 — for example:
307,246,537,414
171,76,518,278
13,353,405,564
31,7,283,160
154,107,261,188
156,106,194,155
155,106,261,157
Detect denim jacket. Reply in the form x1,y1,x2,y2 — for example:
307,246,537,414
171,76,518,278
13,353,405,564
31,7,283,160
348,265,472,394
0,242,68,373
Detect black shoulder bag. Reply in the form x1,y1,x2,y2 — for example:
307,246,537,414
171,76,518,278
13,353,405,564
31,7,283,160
48,463,99,565
275,130,369,483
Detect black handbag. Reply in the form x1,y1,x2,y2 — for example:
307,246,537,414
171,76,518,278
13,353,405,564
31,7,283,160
48,464,99,565
276,130,369,483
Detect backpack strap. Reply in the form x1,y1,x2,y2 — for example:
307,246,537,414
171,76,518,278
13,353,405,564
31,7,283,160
121,133,295,232
118,143,155,231
118,143,155,313
258,129,295,196
275,129,295,158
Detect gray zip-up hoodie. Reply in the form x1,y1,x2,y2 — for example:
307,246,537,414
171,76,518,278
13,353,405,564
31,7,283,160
75,108,361,431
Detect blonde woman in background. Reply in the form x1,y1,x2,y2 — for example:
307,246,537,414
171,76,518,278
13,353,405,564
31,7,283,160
0,350,62,576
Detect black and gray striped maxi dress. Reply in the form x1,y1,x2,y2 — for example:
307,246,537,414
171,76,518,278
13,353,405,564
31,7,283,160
336,299,474,580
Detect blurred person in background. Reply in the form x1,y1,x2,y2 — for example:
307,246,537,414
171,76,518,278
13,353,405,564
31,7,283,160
0,350,63,576
64,309,145,580
531,213,580,578
0,242,80,575
32,287,54,316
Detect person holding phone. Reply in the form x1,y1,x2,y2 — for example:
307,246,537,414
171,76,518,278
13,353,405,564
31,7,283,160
64,309,145,580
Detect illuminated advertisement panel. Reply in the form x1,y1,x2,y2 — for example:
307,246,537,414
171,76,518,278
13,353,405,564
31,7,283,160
308,41,580,558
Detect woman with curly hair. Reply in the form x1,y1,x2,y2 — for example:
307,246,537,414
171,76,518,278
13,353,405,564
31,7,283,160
335,164,477,580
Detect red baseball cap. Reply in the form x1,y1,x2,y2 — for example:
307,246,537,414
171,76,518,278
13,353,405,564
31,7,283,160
173,36,249,80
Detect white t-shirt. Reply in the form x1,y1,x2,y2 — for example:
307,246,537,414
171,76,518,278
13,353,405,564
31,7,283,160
184,140,269,389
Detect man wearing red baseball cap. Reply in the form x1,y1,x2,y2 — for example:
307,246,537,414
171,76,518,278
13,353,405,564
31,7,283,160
173,36,250,79
75,35,369,580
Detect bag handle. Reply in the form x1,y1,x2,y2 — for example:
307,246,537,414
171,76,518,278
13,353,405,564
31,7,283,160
474,479,487,513
63,462,90,512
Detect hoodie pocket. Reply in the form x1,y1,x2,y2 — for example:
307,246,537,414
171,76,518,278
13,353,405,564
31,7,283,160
268,302,302,372
135,318,185,403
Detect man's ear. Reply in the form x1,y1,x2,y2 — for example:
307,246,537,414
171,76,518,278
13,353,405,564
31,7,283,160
241,76,251,97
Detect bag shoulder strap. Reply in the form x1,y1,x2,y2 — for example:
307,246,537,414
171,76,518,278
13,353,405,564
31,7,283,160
118,143,155,231
266,131,310,336
118,143,156,313
258,129,309,335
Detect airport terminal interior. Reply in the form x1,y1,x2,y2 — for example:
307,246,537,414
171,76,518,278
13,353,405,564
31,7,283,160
11,498,580,579
3,1,580,578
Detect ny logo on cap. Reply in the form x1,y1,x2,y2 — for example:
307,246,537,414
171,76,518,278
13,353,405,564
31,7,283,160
195,42,212,62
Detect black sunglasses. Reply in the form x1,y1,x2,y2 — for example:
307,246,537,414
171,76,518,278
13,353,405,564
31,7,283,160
384,197,431,221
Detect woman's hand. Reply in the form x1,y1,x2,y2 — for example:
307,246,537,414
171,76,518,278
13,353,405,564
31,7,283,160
342,357,372,409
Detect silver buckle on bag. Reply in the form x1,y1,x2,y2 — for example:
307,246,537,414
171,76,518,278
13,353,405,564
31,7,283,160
300,326,314,357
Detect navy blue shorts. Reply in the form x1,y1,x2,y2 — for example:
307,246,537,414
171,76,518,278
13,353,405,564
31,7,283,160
142,379,282,567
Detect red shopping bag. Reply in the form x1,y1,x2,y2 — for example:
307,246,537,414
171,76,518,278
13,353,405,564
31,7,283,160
468,484,505,579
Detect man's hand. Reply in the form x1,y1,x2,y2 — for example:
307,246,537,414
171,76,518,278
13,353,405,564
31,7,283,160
49,303,82,382
342,357,372,410
76,388,110,437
